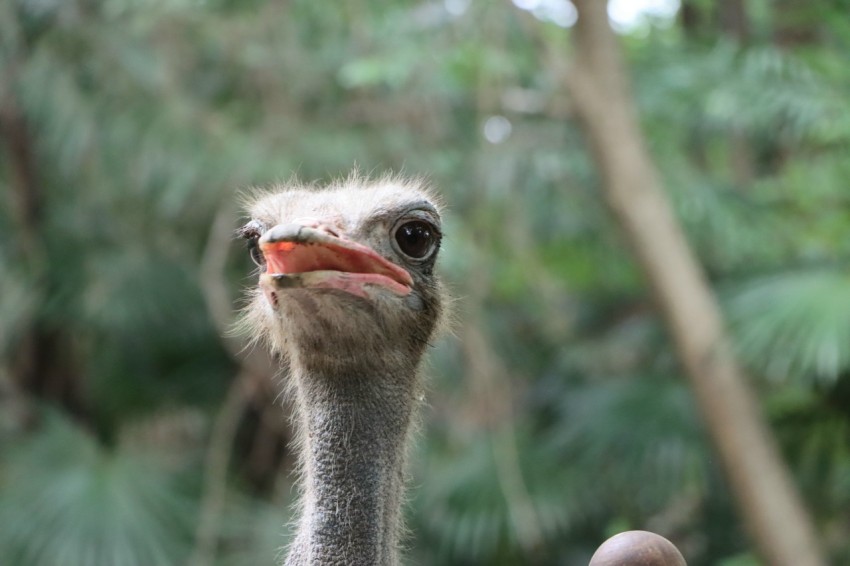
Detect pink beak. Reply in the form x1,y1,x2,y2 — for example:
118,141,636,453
258,224,412,304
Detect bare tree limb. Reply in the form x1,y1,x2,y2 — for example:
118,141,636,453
462,317,544,555
459,257,545,556
559,2,825,564
199,197,278,378
187,371,252,566
1,62,87,418
189,198,287,565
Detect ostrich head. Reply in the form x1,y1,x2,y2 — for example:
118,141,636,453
239,176,444,375
237,175,446,566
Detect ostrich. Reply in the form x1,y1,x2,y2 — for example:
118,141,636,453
237,176,445,566
235,175,687,566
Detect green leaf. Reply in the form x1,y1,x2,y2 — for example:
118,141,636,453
727,270,850,385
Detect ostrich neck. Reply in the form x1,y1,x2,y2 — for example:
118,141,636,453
285,357,420,566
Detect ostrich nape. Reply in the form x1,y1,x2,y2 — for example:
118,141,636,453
238,176,446,566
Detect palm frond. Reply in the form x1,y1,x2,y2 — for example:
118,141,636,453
0,413,196,566
543,375,708,513
726,269,850,385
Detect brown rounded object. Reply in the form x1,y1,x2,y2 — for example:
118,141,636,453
588,530,687,566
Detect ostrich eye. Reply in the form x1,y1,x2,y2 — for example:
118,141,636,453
238,223,265,267
247,235,264,267
394,220,436,259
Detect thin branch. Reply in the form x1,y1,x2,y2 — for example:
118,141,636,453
187,371,252,566
199,197,277,378
189,198,286,565
461,272,544,555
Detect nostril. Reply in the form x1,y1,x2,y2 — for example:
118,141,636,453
291,217,343,238
315,219,343,238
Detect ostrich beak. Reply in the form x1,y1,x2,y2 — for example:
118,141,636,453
258,224,413,302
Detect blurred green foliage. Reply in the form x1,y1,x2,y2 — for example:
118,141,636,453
1,1,849,565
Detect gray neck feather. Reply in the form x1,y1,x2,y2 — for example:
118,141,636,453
284,356,419,566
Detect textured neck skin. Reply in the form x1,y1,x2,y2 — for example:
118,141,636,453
284,352,421,566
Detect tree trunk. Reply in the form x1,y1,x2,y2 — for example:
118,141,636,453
680,0,749,43
772,0,820,48
718,0,749,43
1,67,85,419
562,2,825,565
